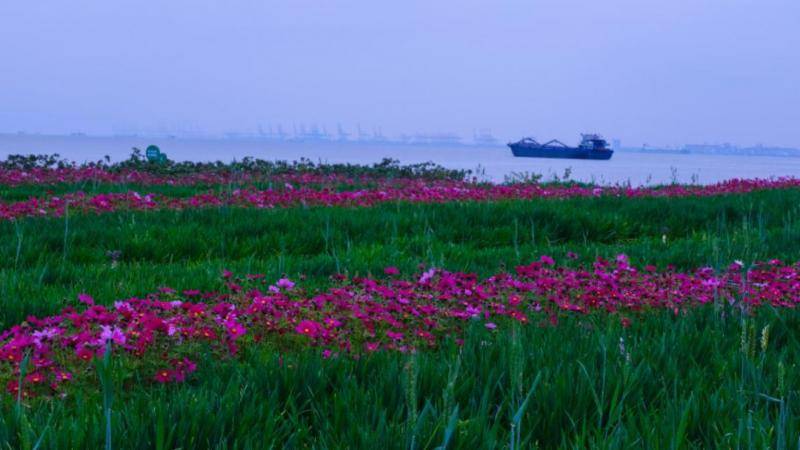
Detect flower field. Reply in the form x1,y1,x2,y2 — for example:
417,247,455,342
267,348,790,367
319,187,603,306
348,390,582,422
2,256,799,397
3,163,800,221
0,156,799,448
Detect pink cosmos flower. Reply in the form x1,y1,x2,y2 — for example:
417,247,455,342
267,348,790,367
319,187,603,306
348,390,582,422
78,293,94,306
6,380,27,397
324,318,342,328
225,320,247,339
365,342,380,352
180,358,197,373
466,306,481,317
485,322,497,330
32,327,61,347
198,327,217,339
276,278,295,290
419,268,436,284
25,372,45,384
154,369,173,383
76,347,94,362
384,266,400,276
99,325,126,346
386,330,404,341
55,371,72,382
295,320,322,338
173,371,187,382
114,301,132,312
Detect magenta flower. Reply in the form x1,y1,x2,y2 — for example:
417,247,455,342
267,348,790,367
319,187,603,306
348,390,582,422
55,371,72,382
25,372,45,384
76,347,94,362
225,320,247,339
153,369,173,383
98,325,126,346
419,268,436,284
276,278,295,290
386,330,404,341
181,358,197,373
324,318,343,328
295,320,323,338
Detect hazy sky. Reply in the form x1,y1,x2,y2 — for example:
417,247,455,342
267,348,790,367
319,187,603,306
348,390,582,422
1,0,798,147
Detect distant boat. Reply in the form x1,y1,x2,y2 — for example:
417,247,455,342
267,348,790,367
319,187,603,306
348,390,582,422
508,134,614,160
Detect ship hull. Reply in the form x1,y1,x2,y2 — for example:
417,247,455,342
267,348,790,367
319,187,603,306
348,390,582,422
508,143,613,160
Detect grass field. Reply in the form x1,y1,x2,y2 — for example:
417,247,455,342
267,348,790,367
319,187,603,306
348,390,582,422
1,160,799,448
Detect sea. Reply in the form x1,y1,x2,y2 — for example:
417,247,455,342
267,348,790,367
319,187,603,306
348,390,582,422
2,134,800,186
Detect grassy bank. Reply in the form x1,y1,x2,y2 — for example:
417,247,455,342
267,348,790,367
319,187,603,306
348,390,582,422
1,181,800,448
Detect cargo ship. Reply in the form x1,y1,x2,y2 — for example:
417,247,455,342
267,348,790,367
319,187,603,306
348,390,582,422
508,134,614,160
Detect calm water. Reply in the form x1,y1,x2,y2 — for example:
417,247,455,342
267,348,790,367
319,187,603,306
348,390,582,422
2,134,799,186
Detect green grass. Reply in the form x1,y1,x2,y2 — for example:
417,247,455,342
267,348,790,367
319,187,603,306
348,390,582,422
2,189,799,328
2,189,800,448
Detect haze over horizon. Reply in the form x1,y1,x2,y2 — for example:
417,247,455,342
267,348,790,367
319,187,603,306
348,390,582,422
1,0,798,148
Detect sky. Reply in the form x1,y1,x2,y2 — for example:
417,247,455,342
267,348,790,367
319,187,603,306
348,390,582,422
0,0,798,147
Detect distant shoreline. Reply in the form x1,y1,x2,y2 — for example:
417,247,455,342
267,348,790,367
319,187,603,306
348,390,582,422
619,146,800,158
4,132,799,158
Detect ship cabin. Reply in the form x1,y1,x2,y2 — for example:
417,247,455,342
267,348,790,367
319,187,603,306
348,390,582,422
579,134,610,151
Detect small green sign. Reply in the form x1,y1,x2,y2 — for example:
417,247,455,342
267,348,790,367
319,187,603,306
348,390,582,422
145,145,167,163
